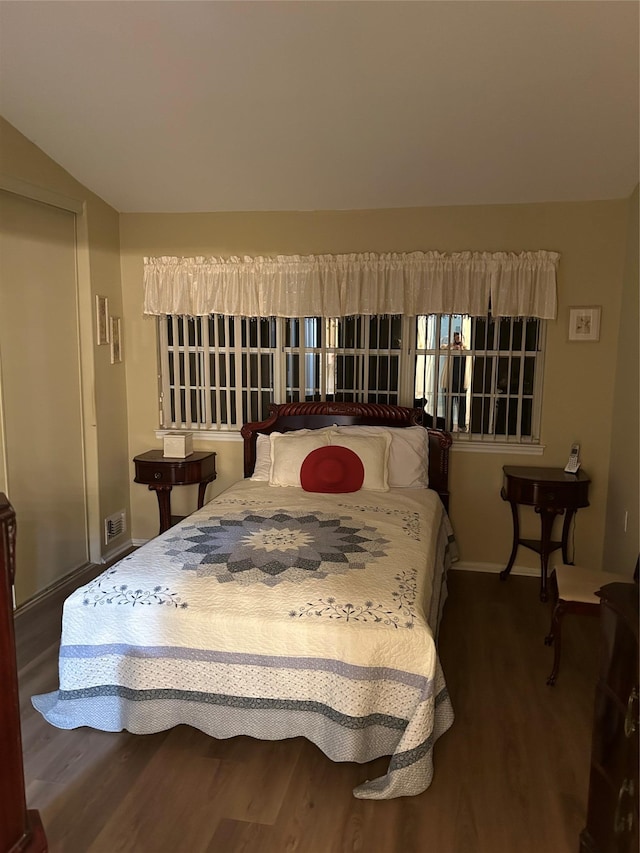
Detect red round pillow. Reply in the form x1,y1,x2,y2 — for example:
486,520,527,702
300,445,365,493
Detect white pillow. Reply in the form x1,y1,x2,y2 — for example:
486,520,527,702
333,425,429,488
328,432,391,491
269,431,332,487
252,427,335,481
251,433,273,481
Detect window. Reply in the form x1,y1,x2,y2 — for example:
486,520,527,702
283,316,404,406
414,314,544,441
158,312,544,443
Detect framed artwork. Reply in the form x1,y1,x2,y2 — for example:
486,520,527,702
568,306,601,342
110,316,122,363
95,295,109,345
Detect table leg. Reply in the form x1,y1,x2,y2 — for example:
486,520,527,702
499,499,520,582
149,484,173,534
197,480,210,510
561,508,575,564
537,507,562,602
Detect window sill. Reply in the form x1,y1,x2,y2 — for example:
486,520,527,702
451,439,544,455
155,429,243,443
156,429,545,455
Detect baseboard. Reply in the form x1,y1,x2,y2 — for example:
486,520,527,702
451,560,539,578
15,560,97,616
40,551,540,577
101,537,136,564
15,540,137,617
14,548,536,616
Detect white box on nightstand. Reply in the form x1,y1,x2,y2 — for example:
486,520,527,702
163,432,193,458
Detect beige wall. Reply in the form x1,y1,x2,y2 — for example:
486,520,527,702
2,116,633,579
0,118,131,575
120,200,629,571
603,186,639,574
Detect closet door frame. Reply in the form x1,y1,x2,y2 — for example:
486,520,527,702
0,175,101,568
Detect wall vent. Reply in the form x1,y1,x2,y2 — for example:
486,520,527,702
105,510,127,544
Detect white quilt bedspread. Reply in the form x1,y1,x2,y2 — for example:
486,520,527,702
33,480,456,799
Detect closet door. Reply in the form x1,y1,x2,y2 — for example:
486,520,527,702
0,191,88,604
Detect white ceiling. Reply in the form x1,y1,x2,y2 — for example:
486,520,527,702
0,1,638,213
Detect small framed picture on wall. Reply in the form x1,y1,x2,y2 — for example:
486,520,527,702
95,295,109,345
110,316,122,363
568,306,601,342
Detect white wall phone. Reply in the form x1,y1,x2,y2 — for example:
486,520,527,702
564,443,581,474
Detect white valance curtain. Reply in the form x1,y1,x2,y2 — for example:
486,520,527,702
143,250,559,320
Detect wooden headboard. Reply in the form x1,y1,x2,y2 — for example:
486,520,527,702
240,402,452,510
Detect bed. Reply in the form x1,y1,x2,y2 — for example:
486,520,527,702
33,402,457,799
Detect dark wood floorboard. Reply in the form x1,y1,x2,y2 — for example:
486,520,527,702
16,570,600,853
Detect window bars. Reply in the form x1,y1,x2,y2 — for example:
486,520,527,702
159,313,544,442
414,314,544,441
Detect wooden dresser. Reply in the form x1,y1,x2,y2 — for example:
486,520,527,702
0,493,47,853
580,582,639,853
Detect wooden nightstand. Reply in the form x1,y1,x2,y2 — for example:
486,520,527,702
499,465,590,601
133,450,217,534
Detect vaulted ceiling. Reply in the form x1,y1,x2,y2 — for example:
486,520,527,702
1,1,638,213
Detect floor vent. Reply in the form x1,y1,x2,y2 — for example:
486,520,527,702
105,510,127,543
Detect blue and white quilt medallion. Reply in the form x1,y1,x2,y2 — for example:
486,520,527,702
163,509,389,586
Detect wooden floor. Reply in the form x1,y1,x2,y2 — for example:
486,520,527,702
16,569,600,853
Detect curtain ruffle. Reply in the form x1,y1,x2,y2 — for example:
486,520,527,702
143,250,558,319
